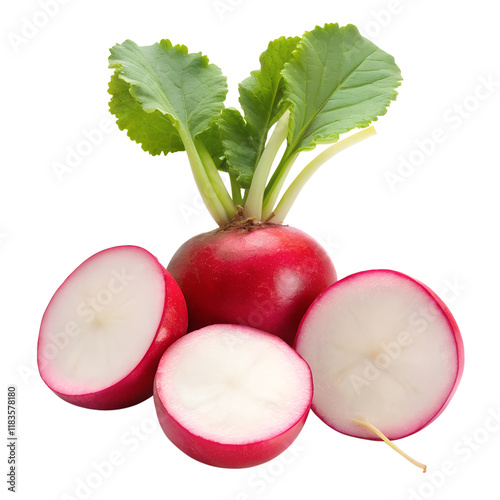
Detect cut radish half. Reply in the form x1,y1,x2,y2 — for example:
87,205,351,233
295,270,464,468
153,324,313,468
37,245,188,410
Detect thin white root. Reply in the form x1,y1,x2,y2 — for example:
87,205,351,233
352,419,427,473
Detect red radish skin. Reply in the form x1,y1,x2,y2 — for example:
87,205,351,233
294,269,464,442
167,224,336,346
154,388,309,469
153,324,313,468
37,246,188,410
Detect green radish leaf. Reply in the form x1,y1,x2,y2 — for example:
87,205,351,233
108,73,184,156
108,39,228,154
239,36,300,159
283,23,402,154
106,26,403,225
218,108,259,189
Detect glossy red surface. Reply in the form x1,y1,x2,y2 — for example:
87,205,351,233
167,224,337,346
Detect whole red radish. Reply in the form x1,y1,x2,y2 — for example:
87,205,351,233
153,324,313,468
37,245,188,410
167,220,336,346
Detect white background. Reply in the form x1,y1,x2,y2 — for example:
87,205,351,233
2,0,499,499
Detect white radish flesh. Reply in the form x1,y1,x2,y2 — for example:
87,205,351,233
38,245,188,409
295,269,464,466
154,324,313,468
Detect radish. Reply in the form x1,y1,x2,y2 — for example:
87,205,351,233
167,221,336,345
153,324,313,468
294,269,464,471
37,245,188,410
108,24,402,345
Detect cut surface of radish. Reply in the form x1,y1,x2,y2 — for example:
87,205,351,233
38,245,188,409
154,324,313,468
295,269,464,441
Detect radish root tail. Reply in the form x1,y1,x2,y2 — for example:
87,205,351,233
352,419,427,473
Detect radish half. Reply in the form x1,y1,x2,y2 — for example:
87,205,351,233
294,269,464,470
153,324,313,468
37,245,188,410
